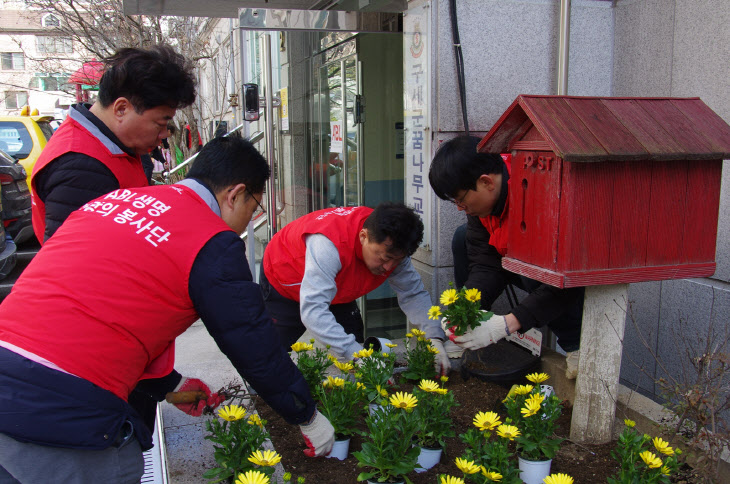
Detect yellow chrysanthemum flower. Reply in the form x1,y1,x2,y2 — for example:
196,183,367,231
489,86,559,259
376,385,388,397
464,288,482,302
389,391,418,409
440,289,458,305
428,306,442,320
327,354,337,362
521,394,544,418
405,332,414,338
385,343,398,348
652,437,674,456
480,467,503,481
428,345,440,354
356,382,366,391
473,411,502,431
514,384,535,395
454,457,480,474
435,388,448,395
334,360,354,372
639,451,663,469
660,466,671,476
247,414,264,427
525,372,549,384
323,376,345,388
411,328,425,337
418,379,440,392
496,424,521,440
290,342,313,353
218,404,246,421
440,375,449,383
248,449,282,467
439,476,465,484
543,473,574,484
235,470,270,484
624,418,636,428
353,347,374,359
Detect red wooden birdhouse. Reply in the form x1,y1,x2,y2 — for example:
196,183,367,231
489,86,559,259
477,95,730,288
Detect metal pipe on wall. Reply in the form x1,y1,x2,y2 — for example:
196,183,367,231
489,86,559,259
261,32,278,237
557,0,571,95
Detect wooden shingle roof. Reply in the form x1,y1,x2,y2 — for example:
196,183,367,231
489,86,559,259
478,95,730,162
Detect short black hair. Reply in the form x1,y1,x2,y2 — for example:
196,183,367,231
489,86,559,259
428,136,504,201
186,135,270,195
97,45,196,112
363,202,424,257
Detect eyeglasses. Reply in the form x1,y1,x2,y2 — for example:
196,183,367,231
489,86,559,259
247,189,266,215
450,189,471,208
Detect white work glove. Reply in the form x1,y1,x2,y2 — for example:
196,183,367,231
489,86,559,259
429,338,451,376
299,409,335,457
452,314,509,350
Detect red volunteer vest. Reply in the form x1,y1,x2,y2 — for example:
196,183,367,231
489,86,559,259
31,113,148,244
479,155,512,256
0,184,229,400
263,207,394,304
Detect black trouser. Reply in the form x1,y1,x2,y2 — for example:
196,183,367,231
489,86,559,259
452,223,583,352
259,266,364,351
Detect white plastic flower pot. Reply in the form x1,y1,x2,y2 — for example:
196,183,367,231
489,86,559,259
415,445,442,472
363,336,393,354
327,437,350,460
518,456,552,484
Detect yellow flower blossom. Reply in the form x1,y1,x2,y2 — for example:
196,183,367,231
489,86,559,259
353,347,374,359
418,379,440,392
235,470,270,484
323,376,345,388
473,411,501,431
385,343,398,348
464,288,481,302
639,451,663,469
514,384,535,395
521,393,545,418
439,476,465,484
496,424,521,440
652,437,674,456
624,418,636,428
435,388,448,395
660,466,671,476
428,345,440,354
218,405,246,421
411,328,426,337
440,289,458,306
455,457,480,474
440,375,449,383
376,385,388,397
428,306,442,320
248,449,282,467
525,372,549,384
389,391,418,409
334,360,354,372
356,382,366,391
290,342,313,353
405,332,413,338
480,467,503,481
543,473,574,484
247,414,264,427
327,354,337,362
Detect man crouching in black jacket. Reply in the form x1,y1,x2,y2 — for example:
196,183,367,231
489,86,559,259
428,136,583,379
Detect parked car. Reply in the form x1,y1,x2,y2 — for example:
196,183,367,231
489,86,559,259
0,148,33,245
0,182,17,280
0,106,55,189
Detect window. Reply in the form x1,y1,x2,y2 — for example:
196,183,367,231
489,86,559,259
36,36,73,54
1,52,25,70
4,91,29,110
42,14,61,28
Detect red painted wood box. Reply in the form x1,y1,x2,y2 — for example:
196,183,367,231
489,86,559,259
477,95,730,288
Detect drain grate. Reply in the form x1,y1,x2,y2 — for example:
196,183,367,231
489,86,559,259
140,404,168,484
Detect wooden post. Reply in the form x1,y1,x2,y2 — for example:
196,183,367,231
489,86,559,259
570,283,628,444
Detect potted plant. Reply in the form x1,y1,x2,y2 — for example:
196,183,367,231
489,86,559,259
428,284,493,338
291,340,333,391
353,392,422,484
502,373,564,484
608,419,680,483
353,346,396,414
314,374,365,460
203,404,272,483
412,378,458,472
401,329,439,381
455,410,522,483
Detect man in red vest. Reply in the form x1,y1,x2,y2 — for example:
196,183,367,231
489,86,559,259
428,136,583,379
261,203,451,376
31,44,196,244
0,136,334,483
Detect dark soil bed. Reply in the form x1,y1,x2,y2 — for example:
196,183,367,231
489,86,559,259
254,371,627,483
